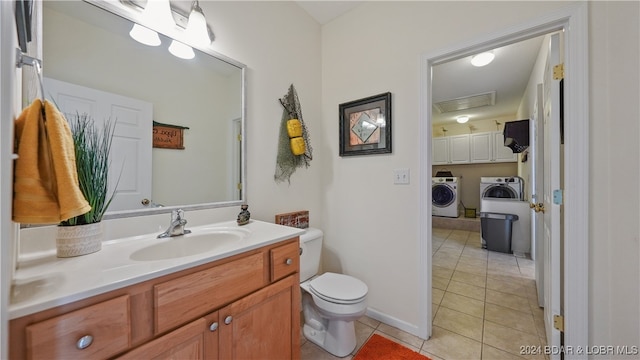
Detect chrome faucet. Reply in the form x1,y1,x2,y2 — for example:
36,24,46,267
157,209,192,238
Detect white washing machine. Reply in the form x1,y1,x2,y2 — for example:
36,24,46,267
432,177,460,218
480,176,524,201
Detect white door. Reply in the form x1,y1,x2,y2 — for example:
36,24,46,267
532,83,545,307
542,33,562,358
44,78,153,212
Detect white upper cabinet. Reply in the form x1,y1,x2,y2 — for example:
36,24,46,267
449,134,470,164
492,131,519,162
433,131,517,165
432,137,450,165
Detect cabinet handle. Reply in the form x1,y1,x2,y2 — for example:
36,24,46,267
209,322,219,332
224,315,233,325
76,335,93,350
285,258,293,265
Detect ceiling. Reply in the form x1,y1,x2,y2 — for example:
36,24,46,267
296,1,546,126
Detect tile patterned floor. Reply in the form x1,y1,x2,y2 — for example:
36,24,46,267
301,228,547,360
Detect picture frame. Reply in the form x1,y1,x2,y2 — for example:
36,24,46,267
339,92,392,156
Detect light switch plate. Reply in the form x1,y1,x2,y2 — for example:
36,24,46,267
393,168,410,184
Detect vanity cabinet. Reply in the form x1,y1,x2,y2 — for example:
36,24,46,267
9,238,301,360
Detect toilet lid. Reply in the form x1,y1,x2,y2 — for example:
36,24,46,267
309,272,368,304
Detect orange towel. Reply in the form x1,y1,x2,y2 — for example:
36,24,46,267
13,99,91,224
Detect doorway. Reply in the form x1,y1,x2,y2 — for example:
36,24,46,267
418,3,589,354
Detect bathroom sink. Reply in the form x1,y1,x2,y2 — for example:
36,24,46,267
129,228,249,261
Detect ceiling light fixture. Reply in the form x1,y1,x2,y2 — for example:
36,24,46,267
471,51,495,67
456,116,469,124
185,0,212,46
168,40,195,59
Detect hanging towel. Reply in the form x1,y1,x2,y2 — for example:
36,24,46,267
13,99,91,224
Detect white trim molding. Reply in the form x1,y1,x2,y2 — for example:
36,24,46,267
418,3,589,357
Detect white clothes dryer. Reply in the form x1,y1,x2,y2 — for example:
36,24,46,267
432,177,460,218
480,176,524,200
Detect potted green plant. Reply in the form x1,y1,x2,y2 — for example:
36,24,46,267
56,113,117,258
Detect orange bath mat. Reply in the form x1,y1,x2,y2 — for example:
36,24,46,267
354,334,431,360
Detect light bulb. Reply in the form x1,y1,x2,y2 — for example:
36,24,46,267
129,24,161,46
185,1,211,46
471,51,495,67
168,40,195,59
456,116,469,123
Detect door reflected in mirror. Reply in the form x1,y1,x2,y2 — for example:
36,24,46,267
41,1,245,217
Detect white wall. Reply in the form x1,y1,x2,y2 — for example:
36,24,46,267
3,0,639,353
321,0,640,345
589,1,640,352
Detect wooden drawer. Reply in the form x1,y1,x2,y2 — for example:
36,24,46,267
154,252,264,334
25,295,131,359
270,240,299,282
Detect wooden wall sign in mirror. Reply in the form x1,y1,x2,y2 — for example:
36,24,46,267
153,122,189,150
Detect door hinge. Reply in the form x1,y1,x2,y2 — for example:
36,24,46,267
553,63,564,80
553,314,564,332
237,183,242,190
237,134,242,142
553,189,563,205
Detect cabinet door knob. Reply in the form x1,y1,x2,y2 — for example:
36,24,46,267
76,335,93,350
224,315,233,325
285,258,293,265
209,322,219,332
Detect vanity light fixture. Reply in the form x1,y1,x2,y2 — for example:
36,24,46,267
456,116,469,124
185,0,212,46
168,40,195,59
129,0,174,46
129,24,161,46
471,51,495,67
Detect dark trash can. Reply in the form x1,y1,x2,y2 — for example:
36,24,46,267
480,212,519,254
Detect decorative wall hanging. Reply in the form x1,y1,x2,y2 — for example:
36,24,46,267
339,92,392,156
153,121,189,149
274,84,313,183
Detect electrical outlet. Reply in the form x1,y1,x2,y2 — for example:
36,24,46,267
393,168,410,184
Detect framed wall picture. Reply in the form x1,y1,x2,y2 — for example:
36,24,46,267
339,92,392,156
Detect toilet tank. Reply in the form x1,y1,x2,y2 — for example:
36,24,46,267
299,228,323,282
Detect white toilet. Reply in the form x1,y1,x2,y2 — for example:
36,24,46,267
299,228,368,357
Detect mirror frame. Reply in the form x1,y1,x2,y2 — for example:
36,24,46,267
75,0,247,220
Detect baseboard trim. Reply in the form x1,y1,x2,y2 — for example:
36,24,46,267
365,307,423,340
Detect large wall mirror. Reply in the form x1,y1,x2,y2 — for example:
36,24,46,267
40,0,246,219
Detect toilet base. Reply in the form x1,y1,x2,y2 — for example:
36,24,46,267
303,320,356,358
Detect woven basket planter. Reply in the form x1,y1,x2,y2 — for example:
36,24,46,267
56,222,104,258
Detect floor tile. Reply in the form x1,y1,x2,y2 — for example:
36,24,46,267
432,288,445,304
486,289,532,313
433,275,450,291
433,306,484,341
483,321,545,359
451,270,487,288
482,343,526,359
440,291,485,318
446,279,486,301
422,325,482,360
484,302,538,335
433,265,454,280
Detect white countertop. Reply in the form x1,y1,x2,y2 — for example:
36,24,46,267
9,220,305,319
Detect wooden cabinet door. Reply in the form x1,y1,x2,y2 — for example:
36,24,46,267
117,318,206,360
219,275,299,360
